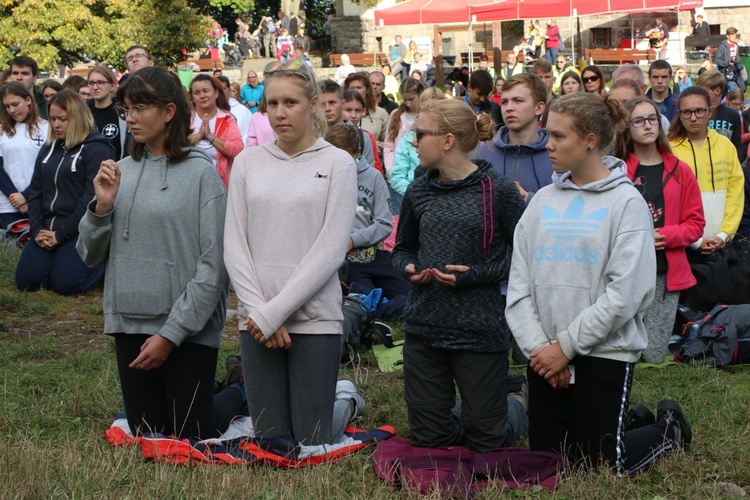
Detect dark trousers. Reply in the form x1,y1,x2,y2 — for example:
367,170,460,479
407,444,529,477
240,332,342,446
528,356,676,475
15,237,105,295
115,334,245,440
403,334,525,453
346,250,411,299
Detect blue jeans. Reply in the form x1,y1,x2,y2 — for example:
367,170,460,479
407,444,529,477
545,48,559,63
15,237,105,295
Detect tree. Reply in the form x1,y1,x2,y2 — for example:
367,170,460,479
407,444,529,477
0,0,212,72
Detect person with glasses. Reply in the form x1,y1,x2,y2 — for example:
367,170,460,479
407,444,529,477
552,55,578,94
86,66,128,160
392,99,528,453
123,45,154,77
240,71,264,114
77,66,245,440
507,92,692,473
225,61,364,448
188,74,244,188
614,96,705,364
41,80,63,102
581,65,606,96
669,86,744,259
0,82,48,230
15,90,113,295
725,88,749,164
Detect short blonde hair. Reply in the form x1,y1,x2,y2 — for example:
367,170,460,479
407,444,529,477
46,90,94,149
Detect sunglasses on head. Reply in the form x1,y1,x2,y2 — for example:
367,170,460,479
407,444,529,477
264,58,305,75
582,75,600,84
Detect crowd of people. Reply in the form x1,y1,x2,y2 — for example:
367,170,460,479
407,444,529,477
1,21,749,478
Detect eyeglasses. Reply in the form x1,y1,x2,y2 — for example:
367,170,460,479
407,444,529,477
87,80,110,87
126,53,150,63
116,104,154,121
247,74,257,79
264,59,307,77
79,91,92,98
679,107,709,119
556,60,566,64
414,129,444,142
582,75,600,84
628,115,660,128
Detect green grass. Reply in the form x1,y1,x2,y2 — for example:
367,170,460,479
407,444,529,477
1,243,749,497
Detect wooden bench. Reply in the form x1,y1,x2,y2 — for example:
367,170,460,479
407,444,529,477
328,53,388,68
184,59,224,71
584,48,656,65
459,52,509,66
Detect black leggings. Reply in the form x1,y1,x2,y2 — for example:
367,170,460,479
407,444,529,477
115,333,244,440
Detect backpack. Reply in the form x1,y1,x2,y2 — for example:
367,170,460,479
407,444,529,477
341,294,374,364
686,238,750,311
676,304,750,366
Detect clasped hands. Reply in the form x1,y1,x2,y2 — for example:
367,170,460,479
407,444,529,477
35,229,58,250
244,317,292,349
529,343,572,390
404,263,469,287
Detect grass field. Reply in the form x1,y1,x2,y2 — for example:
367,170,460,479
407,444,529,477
1,243,749,498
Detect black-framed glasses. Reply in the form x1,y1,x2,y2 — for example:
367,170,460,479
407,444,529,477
679,107,709,119
628,115,660,128
414,129,444,142
87,79,110,87
582,75,600,84
116,104,154,121
126,53,150,63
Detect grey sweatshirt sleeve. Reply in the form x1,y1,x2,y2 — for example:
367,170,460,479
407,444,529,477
556,197,656,360
159,177,228,347
76,199,113,269
505,213,555,357
249,161,357,338
350,171,393,248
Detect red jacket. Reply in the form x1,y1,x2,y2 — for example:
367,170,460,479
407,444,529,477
625,148,705,291
213,111,244,188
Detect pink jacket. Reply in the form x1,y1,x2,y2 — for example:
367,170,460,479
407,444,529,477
246,112,275,148
383,111,410,179
625,148,706,291
214,111,244,188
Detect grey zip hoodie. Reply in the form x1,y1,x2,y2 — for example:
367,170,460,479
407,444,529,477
77,148,228,349
506,156,656,363
351,156,392,249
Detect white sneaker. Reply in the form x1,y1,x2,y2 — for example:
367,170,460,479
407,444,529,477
336,377,365,419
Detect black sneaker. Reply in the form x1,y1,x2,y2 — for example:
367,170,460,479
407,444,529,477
217,355,243,392
657,399,692,451
624,403,656,431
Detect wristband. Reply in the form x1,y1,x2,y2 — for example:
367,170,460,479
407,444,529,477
209,135,216,145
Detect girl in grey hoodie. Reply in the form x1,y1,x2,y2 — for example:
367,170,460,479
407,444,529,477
506,93,691,474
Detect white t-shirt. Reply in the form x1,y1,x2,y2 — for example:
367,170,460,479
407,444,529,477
191,114,218,166
0,120,49,213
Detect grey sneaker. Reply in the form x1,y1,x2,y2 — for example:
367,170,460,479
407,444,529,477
657,399,692,451
336,377,366,419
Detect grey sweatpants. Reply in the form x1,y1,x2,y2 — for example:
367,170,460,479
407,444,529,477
641,274,679,364
240,331,352,446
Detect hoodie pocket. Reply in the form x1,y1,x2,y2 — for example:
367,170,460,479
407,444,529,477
113,256,182,318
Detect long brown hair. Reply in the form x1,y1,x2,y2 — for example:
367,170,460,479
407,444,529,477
190,74,231,113
116,67,193,161
613,96,672,160
667,86,711,144
386,77,425,142
0,82,40,138
343,72,377,114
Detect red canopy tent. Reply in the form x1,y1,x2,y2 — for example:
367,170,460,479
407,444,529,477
470,0,703,22
374,0,505,26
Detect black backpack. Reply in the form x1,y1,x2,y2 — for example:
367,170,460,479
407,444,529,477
340,294,395,364
686,238,750,311
676,304,750,366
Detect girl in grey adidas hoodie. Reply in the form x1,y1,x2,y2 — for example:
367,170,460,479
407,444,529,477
224,68,358,447
506,94,687,475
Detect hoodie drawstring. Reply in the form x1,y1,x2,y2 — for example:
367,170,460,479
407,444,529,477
480,175,495,256
123,156,149,240
689,138,715,192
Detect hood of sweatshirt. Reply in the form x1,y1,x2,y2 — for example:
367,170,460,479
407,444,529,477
493,126,549,152
551,155,633,192
355,155,371,173
424,159,495,192
260,137,332,160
